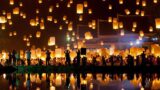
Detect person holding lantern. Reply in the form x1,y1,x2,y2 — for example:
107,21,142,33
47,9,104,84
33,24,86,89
65,50,71,65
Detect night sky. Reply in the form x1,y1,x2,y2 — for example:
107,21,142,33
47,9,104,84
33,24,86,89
0,0,159,50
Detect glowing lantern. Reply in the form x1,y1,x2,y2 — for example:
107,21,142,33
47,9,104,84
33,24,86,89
47,16,53,21
139,31,144,37
63,15,67,21
54,19,58,23
112,18,119,30
13,31,17,36
67,3,71,8
7,13,12,19
49,6,53,13
10,0,14,5
79,15,83,21
38,0,43,4
36,9,39,14
22,13,26,19
88,9,92,14
56,3,59,8
69,0,73,4
30,19,36,26
19,2,23,7
55,75,62,86
85,32,93,40
135,9,140,15
108,17,112,23
119,22,123,28
0,16,7,23
153,0,158,3
136,0,140,5
2,10,6,15
68,22,73,31
84,1,88,7
141,11,145,16
27,42,30,46
133,22,137,28
55,48,62,58
48,37,55,46
120,29,125,36
108,4,112,10
36,48,41,58
155,18,160,29
36,31,41,38
77,4,83,14
119,0,123,4
59,25,63,30
132,28,136,32
50,86,55,90
149,26,153,32
1,24,5,30
8,20,12,25
23,35,27,41
142,0,146,7
9,32,12,36
40,22,45,30
125,9,130,15
13,7,20,15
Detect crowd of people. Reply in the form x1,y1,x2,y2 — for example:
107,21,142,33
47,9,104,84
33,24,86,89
2,49,160,67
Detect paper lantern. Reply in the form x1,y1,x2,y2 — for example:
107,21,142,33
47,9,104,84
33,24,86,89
139,30,144,37
132,28,136,32
142,0,146,7
149,26,153,32
55,75,62,86
2,10,6,15
22,13,26,19
19,2,23,7
108,17,112,23
27,42,30,46
120,29,125,36
59,25,63,30
0,16,7,23
40,22,45,30
8,20,12,25
155,18,160,29
85,32,93,40
30,19,36,26
50,86,55,90
63,15,67,21
92,20,96,26
68,22,73,31
1,24,5,30
136,0,140,5
69,0,73,4
125,9,130,15
9,32,12,36
49,6,53,13
79,15,83,21
119,22,123,28
36,31,41,38
141,11,145,16
54,19,58,23
6,13,11,19
38,0,43,4
56,3,59,8
88,9,92,14
119,0,123,4
13,31,17,36
84,1,88,7
10,0,14,5
108,4,112,10
153,0,158,3
36,9,39,14
135,9,140,15
112,18,119,30
133,22,137,28
77,4,83,14
47,16,53,21
48,37,55,46
55,48,62,58
13,7,20,15
36,48,41,58
67,3,71,8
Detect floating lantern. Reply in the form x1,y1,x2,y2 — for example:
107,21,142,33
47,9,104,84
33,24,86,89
48,37,55,46
27,42,30,46
0,16,7,23
108,17,112,23
13,31,17,36
2,10,6,15
135,9,140,15
84,1,88,7
1,24,5,30
112,18,119,30
153,0,158,3
88,9,92,14
68,22,73,31
77,4,83,14
132,28,136,32
6,13,11,19
136,0,140,5
19,2,23,7
119,0,123,4
108,4,112,10
67,3,71,8
142,0,146,7
47,16,53,21
38,0,43,4
133,22,137,28
139,30,144,37
79,15,83,21
125,9,130,15
9,32,12,36
8,20,12,25
59,25,63,30
149,26,153,32
54,19,58,23
40,22,45,30
85,32,93,40
10,0,14,5
120,29,125,36
36,31,41,38
13,7,20,15
36,48,41,58
30,19,36,26
119,22,123,28
56,3,59,8
49,6,53,13
36,9,39,14
55,48,62,58
155,18,160,29
141,11,145,16
63,15,67,21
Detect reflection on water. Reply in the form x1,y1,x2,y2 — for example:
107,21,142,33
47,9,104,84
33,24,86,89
1,73,160,90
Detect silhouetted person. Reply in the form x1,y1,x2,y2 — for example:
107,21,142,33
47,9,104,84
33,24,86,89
77,73,80,89
73,57,77,67
26,50,31,66
141,51,146,66
110,55,114,66
12,50,16,65
76,50,81,66
127,54,134,67
8,52,12,65
39,59,43,66
46,73,50,90
92,56,97,66
46,50,51,66
26,73,31,90
65,50,71,65
65,73,70,88
157,56,160,66
82,57,87,66
136,55,140,66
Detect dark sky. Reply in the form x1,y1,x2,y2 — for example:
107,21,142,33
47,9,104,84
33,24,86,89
0,0,159,50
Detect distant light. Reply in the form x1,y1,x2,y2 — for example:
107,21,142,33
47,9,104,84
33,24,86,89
130,42,133,46
136,40,140,45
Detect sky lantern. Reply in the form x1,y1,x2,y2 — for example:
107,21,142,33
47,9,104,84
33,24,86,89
8,20,12,25
77,4,83,14
49,6,53,13
141,11,145,16
69,0,73,4
59,25,63,30
125,9,130,15
112,18,119,30
56,3,59,8
40,22,45,30
55,48,62,58
135,9,140,15
133,22,137,28
136,0,140,5
22,13,26,19
68,22,73,31
36,9,39,14
67,3,71,8
13,7,20,15
139,30,144,37
48,37,55,46
84,1,88,7
155,18,160,29
132,28,136,32
119,0,123,4
36,31,41,38
1,24,5,30
19,2,23,7
0,16,7,23
47,16,53,21
9,32,12,36
79,15,83,21
149,26,153,32
9,0,14,5
36,48,41,58
142,0,146,7
30,19,36,26
27,42,30,46
108,17,112,23
23,35,27,41
153,0,158,3
13,31,17,36
2,10,6,15
54,19,58,23
85,32,93,40
38,0,43,4
120,30,125,36
88,9,92,14
108,4,112,10
63,15,67,21
119,22,123,28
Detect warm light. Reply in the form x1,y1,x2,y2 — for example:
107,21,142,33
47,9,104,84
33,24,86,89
77,4,83,14
155,18,160,29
